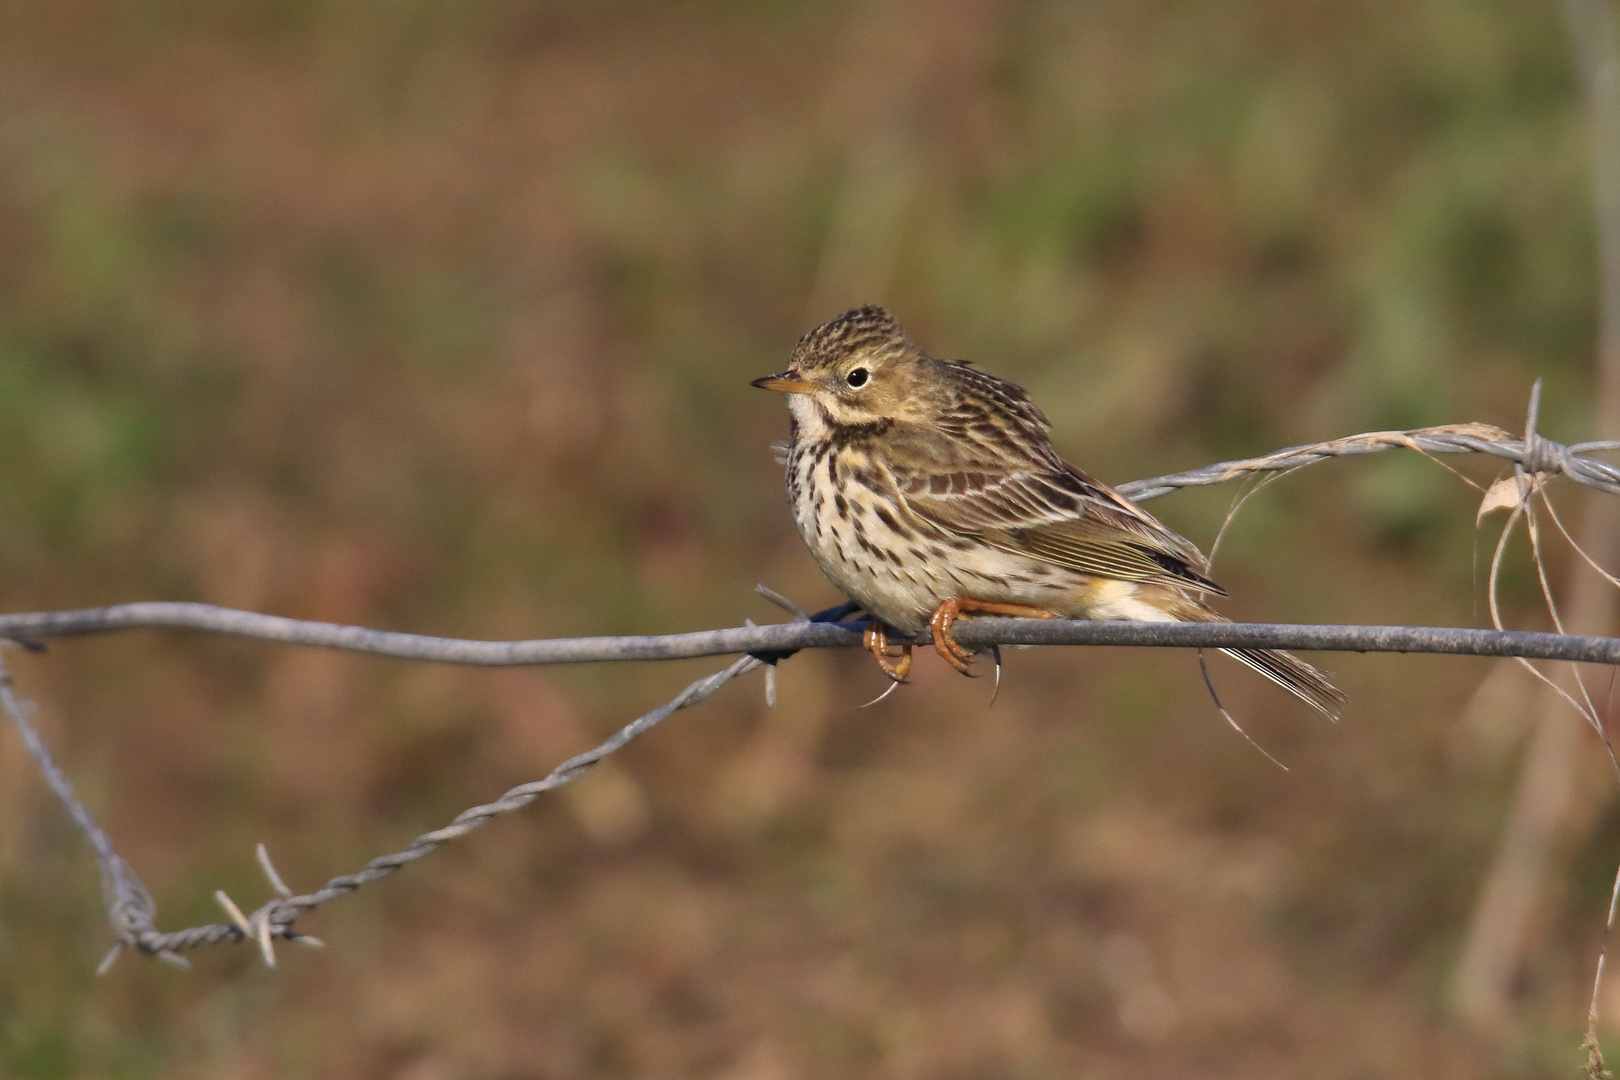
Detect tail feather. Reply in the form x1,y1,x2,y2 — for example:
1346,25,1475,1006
1221,647,1345,721
1168,600,1345,720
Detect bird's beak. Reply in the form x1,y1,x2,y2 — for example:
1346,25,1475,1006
751,372,819,395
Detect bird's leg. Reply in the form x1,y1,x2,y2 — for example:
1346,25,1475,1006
863,620,913,683
928,597,1057,675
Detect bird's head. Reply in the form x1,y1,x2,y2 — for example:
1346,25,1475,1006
752,306,937,429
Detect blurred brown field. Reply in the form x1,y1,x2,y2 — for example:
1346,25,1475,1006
1,0,1618,1076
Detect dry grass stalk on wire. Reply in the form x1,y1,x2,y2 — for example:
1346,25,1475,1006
7,404,1620,985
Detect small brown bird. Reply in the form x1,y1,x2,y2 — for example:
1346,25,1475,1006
752,305,1344,719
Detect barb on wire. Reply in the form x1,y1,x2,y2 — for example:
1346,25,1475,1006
10,414,1620,967
126,652,767,962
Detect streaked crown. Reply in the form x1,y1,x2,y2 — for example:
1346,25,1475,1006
789,306,919,374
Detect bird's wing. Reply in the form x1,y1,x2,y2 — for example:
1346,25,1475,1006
883,428,1221,593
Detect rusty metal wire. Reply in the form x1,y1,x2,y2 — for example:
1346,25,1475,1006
8,416,1620,967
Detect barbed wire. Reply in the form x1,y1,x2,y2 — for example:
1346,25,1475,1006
7,413,1620,968
1114,420,1620,501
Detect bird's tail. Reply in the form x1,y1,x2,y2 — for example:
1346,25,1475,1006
1171,599,1345,720
1219,646,1344,721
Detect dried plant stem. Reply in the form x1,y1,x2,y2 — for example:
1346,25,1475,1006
1452,0,1620,1043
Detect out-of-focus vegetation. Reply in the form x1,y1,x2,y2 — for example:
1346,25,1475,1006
0,0,1616,1076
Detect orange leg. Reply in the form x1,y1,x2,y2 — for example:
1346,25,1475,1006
863,620,913,683
928,597,1057,675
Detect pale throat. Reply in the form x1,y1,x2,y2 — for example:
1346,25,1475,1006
788,384,907,436
786,391,841,440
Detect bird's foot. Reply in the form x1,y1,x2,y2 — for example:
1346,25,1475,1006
928,598,1057,675
863,620,913,683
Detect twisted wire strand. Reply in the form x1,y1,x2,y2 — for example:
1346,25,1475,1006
92,655,766,959
7,418,1620,965
1115,422,1620,501
0,651,161,957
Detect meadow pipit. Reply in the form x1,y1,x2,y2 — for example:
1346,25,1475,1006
753,305,1344,719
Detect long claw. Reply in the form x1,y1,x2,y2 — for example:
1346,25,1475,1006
860,680,903,708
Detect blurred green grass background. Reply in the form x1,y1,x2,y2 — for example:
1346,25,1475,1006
0,0,1617,1076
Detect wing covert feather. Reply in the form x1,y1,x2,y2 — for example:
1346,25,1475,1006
880,423,1219,592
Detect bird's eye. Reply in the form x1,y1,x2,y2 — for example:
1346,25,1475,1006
845,367,869,388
